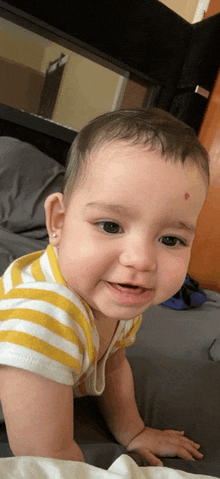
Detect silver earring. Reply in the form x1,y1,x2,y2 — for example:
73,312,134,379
50,232,57,238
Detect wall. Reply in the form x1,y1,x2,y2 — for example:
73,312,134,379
0,56,44,113
0,17,46,113
41,43,124,130
0,17,47,71
53,55,123,130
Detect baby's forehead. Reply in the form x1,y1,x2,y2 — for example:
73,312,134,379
89,140,207,186
88,139,160,164
79,141,201,190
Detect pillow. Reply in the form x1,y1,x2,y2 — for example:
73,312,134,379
0,137,65,239
0,226,49,277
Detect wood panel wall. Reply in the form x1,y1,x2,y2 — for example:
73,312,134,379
188,0,220,292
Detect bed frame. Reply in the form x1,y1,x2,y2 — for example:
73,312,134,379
0,103,77,165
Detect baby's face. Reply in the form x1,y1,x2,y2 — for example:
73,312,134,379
47,141,207,322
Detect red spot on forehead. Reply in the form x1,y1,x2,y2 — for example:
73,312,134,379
184,193,190,200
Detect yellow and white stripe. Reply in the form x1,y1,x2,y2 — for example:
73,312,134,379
0,246,98,385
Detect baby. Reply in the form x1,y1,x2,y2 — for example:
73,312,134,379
0,108,209,466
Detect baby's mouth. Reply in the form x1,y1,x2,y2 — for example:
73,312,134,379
109,282,145,294
117,283,139,289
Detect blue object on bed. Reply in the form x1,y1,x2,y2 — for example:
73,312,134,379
162,274,209,310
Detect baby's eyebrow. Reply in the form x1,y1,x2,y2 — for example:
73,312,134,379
85,202,133,217
162,220,196,234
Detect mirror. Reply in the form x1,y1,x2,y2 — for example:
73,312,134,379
0,11,157,132
0,15,132,131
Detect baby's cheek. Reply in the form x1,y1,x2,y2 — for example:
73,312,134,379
163,256,188,294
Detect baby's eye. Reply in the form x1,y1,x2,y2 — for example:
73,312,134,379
97,221,123,234
159,236,186,247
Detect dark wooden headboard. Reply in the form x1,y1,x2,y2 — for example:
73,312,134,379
0,0,219,132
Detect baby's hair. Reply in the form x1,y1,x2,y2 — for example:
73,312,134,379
62,108,209,202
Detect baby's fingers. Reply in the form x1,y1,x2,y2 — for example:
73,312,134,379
184,438,201,450
175,445,203,462
136,448,164,467
164,430,202,455
180,441,203,460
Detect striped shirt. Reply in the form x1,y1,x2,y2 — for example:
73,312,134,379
0,245,142,397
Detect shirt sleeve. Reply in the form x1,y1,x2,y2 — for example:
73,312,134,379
0,282,98,386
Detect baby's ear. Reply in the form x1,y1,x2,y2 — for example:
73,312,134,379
44,193,65,245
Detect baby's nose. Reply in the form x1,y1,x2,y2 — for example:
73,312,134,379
119,240,156,272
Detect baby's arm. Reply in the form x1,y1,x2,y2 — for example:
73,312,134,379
97,348,203,466
98,348,145,446
0,366,84,461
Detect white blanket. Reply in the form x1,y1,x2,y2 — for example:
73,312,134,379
0,454,216,479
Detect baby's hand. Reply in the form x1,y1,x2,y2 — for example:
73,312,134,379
126,427,203,467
